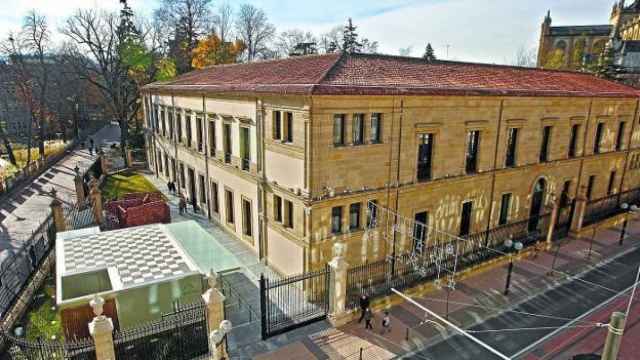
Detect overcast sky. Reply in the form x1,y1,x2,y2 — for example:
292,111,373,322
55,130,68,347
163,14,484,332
0,0,622,64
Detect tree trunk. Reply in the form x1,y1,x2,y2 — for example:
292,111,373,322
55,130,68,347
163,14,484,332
0,128,17,166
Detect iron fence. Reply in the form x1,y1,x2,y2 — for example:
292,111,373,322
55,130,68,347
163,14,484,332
260,265,330,339
2,333,96,360
63,202,97,231
345,213,550,310
584,194,622,227
0,214,55,318
113,300,209,360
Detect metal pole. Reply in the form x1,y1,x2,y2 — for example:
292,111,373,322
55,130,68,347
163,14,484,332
600,312,626,360
446,287,451,320
504,256,514,296
359,347,363,360
624,265,640,319
588,227,596,259
619,217,628,246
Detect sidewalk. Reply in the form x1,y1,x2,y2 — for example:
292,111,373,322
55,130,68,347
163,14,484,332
0,125,120,255
255,219,640,360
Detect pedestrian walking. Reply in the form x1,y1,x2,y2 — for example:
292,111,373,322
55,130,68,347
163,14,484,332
358,294,370,323
179,194,186,215
167,180,172,193
364,308,373,330
381,311,391,334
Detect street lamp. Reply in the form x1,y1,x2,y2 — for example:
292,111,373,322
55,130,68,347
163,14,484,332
619,203,639,246
210,320,232,360
503,238,523,296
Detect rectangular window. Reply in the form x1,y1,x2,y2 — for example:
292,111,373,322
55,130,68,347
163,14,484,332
417,133,434,181
586,175,596,200
196,115,204,152
349,203,361,230
460,201,473,237
352,113,364,145
616,121,626,151
465,130,480,174
284,112,293,142
561,180,571,208
180,163,185,188
157,151,163,173
198,174,206,204
498,193,511,226
160,108,166,136
284,200,294,228
211,181,219,214
608,171,617,195
274,195,282,222
367,200,378,228
540,126,552,162
171,158,176,181
331,207,342,234
209,117,216,156
505,128,518,167
594,122,604,154
273,111,281,140
164,153,169,178
225,190,234,224
568,124,579,158
223,123,232,163
333,114,345,146
177,112,183,142
186,114,192,147
240,127,250,171
242,199,252,237
413,212,428,253
168,110,174,140
370,113,382,143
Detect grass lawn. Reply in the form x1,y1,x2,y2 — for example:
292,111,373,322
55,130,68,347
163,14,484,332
102,171,161,200
22,274,63,341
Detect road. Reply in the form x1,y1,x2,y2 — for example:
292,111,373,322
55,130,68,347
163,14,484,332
405,241,640,359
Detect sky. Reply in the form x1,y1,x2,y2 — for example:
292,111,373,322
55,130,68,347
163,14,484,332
0,0,624,64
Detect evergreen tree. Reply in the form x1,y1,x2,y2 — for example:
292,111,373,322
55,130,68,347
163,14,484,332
423,43,436,62
341,18,362,53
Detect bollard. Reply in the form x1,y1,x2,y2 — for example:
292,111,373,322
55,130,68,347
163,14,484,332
359,347,363,360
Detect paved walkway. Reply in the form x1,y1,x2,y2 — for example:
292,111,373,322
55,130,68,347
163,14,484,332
255,220,640,360
0,125,120,257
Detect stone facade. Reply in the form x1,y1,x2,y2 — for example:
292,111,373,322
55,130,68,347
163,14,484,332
143,89,640,275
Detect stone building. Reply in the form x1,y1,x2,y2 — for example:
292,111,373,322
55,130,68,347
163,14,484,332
537,1,640,85
142,52,640,276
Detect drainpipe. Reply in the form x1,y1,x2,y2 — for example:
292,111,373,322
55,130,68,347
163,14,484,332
485,99,505,235
575,99,594,199
203,95,211,220
391,97,404,275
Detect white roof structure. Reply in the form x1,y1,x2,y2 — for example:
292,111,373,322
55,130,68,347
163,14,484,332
56,223,200,304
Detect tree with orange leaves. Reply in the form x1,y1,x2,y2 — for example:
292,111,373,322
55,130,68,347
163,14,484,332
191,34,245,69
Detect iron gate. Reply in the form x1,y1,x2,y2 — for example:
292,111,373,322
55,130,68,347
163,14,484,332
260,265,329,339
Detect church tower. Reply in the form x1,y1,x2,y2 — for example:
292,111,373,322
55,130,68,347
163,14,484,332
537,11,552,67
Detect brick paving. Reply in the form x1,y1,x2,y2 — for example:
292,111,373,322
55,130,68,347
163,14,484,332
255,220,640,360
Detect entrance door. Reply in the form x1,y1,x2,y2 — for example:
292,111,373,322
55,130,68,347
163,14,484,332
528,178,546,231
460,202,473,237
413,212,428,254
188,168,197,211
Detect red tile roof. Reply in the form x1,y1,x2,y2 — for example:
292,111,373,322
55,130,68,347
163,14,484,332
144,53,639,98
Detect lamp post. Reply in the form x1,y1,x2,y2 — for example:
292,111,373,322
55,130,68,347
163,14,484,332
503,238,523,296
619,203,639,246
210,320,232,360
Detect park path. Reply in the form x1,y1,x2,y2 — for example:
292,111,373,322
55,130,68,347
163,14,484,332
0,124,120,258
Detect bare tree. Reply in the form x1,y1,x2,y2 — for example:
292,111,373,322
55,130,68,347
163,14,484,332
235,4,275,62
399,46,413,57
212,2,234,43
0,68,18,166
154,0,213,73
513,46,538,68
274,29,317,58
318,26,342,54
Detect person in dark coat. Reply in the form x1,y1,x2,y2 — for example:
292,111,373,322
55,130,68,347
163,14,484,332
364,308,374,330
358,294,370,323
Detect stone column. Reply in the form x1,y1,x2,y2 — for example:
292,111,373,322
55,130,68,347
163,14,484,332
88,295,116,360
545,194,559,249
126,150,134,168
90,181,104,225
570,187,588,236
74,165,86,205
99,151,108,175
328,242,350,327
202,271,226,359
50,188,66,233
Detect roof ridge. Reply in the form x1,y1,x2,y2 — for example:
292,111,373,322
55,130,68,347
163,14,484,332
317,51,347,86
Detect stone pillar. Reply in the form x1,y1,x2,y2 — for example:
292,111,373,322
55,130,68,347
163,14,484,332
328,242,350,327
50,188,66,233
73,165,86,205
99,151,108,175
90,181,104,225
545,194,559,249
570,187,588,236
88,295,116,360
126,149,134,168
202,271,227,359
